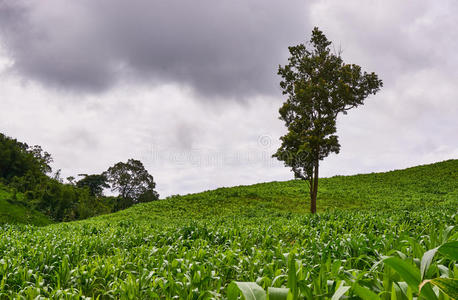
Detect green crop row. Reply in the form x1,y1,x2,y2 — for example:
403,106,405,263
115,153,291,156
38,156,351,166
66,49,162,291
0,208,457,299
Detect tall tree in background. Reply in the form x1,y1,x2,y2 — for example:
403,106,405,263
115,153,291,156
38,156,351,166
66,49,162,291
274,27,382,213
28,145,53,174
76,174,109,197
105,159,159,208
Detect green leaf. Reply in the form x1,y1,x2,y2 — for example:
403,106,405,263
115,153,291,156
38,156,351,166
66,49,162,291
392,282,409,300
391,283,399,300
297,281,313,299
267,287,292,300
353,283,381,300
420,247,438,280
383,257,437,299
287,256,298,300
331,284,350,300
420,278,458,299
383,257,420,291
437,241,458,260
442,225,455,243
227,282,267,300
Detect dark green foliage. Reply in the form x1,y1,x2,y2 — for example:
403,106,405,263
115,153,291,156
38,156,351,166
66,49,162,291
105,159,159,204
0,184,52,226
76,174,109,197
27,145,53,174
0,133,52,183
27,157,161,221
4,178,110,222
274,28,382,213
0,133,141,222
137,189,160,204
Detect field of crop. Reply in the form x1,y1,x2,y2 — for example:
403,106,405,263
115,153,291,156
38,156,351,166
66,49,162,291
0,160,457,299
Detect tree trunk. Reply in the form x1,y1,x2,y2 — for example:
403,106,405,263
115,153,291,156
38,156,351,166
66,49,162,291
309,177,313,202
311,160,319,214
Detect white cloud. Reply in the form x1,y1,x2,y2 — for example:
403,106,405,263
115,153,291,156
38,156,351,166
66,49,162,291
0,1,456,197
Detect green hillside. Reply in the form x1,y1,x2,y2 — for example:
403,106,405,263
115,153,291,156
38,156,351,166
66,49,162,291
0,160,457,299
99,159,457,222
2,159,455,226
0,184,52,226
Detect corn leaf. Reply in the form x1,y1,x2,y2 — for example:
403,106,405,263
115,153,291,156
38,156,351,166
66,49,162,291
353,283,381,300
267,287,292,300
420,278,458,299
420,248,438,280
438,241,458,261
227,282,267,300
331,284,350,300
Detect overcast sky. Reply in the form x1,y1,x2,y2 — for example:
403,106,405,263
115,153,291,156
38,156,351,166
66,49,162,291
0,0,457,197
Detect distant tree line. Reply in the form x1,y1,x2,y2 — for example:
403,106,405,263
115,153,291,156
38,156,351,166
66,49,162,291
0,133,159,221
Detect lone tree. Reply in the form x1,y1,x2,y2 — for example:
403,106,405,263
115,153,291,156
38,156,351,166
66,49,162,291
105,159,159,207
273,27,382,213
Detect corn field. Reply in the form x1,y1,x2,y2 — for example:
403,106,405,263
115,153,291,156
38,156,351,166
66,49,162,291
0,208,457,299
1,160,457,299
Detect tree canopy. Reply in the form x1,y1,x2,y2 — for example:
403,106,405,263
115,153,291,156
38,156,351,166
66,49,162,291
105,159,159,207
0,133,52,182
0,132,160,221
76,174,110,197
273,27,383,213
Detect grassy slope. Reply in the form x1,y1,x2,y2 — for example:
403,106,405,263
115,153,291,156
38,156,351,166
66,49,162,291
0,159,456,226
97,159,458,223
0,184,52,226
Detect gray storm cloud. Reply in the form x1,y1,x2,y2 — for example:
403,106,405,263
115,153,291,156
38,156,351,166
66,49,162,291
0,0,308,98
0,0,457,197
